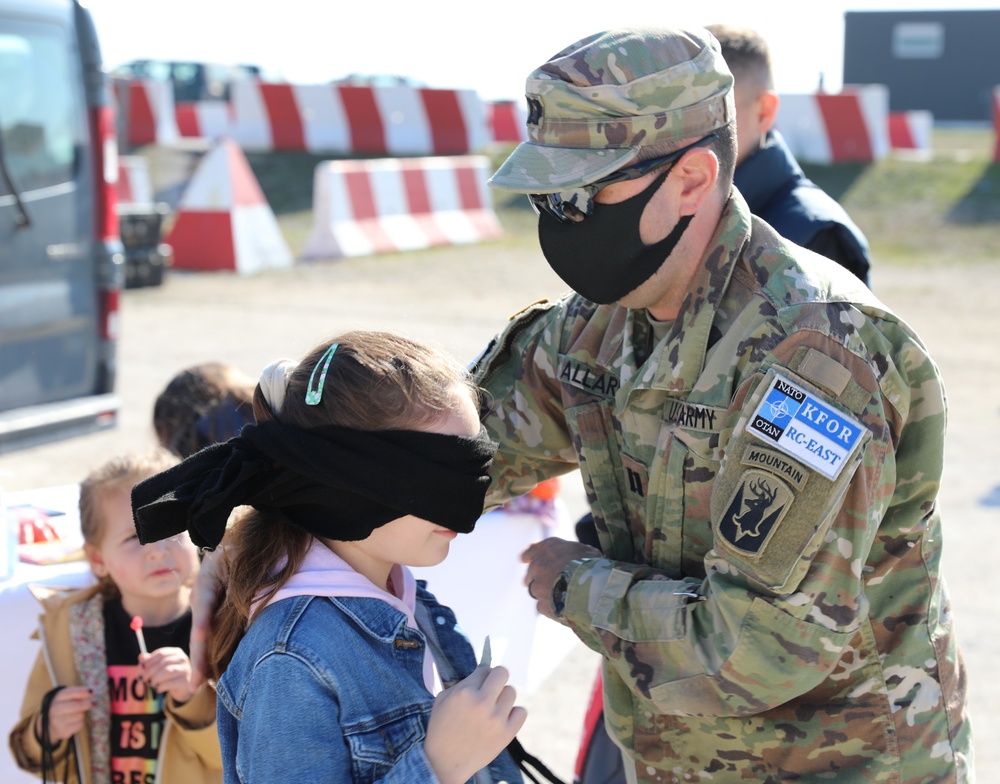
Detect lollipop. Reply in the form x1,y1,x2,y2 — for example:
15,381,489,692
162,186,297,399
130,615,148,656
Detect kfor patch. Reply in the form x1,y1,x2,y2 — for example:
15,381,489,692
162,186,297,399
747,374,864,480
718,470,793,556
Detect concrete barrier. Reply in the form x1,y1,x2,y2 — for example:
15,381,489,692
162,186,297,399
487,100,527,143
230,82,489,155
302,155,502,259
175,101,233,140
889,110,933,155
166,140,292,273
116,80,536,150
776,86,890,164
116,155,154,206
113,79,179,149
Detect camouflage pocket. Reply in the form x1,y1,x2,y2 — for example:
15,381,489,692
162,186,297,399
566,401,637,559
647,415,722,578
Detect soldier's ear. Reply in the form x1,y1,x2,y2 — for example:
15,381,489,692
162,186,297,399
673,147,718,214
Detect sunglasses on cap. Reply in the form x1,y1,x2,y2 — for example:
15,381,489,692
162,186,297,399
528,133,718,224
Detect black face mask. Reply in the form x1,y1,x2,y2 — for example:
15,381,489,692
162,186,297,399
537,165,694,305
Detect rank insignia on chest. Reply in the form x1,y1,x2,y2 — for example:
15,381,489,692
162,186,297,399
747,374,865,480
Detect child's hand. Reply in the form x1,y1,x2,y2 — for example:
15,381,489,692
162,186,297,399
34,686,93,745
139,648,194,704
424,665,527,784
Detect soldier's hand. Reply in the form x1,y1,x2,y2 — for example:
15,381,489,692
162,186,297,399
521,537,600,621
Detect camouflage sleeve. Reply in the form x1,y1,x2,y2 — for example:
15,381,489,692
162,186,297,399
560,324,945,718
473,297,581,509
560,555,861,718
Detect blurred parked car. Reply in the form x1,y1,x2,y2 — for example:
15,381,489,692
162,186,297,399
332,73,427,88
109,59,278,102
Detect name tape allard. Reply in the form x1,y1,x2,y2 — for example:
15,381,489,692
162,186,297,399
748,374,864,480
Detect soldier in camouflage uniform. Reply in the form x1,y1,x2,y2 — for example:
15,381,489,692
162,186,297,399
478,27,973,783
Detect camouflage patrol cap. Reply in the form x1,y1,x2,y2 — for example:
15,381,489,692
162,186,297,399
488,27,735,194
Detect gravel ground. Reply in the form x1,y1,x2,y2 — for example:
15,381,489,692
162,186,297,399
1,243,996,781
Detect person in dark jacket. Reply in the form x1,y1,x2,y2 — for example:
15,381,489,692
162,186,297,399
708,23,873,287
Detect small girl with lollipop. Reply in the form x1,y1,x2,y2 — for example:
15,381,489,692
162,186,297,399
9,450,221,784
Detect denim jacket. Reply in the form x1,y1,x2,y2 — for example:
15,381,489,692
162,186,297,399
216,581,523,784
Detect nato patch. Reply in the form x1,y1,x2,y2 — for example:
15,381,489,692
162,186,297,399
747,374,865,480
718,471,793,556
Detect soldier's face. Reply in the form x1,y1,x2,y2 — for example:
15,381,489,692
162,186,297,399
595,168,676,247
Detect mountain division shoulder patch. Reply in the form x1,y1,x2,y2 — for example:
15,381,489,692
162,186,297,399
718,470,793,557
742,445,809,491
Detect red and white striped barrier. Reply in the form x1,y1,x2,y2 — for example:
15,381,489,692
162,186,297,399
993,86,1000,163
230,82,489,155
116,155,154,206
166,139,293,273
301,155,502,259
776,86,890,164
113,78,179,148
114,78,531,151
175,101,233,140
487,100,527,143
888,110,933,154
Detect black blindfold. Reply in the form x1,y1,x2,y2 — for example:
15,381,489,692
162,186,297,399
132,420,498,550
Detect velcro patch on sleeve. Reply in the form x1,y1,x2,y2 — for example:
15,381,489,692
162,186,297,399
747,374,864,480
711,368,872,594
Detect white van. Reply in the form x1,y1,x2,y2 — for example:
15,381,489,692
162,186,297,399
0,0,122,453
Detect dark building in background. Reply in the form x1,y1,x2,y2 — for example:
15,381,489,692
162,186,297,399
843,9,1000,123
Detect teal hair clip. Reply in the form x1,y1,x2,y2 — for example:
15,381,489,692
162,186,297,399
305,343,338,406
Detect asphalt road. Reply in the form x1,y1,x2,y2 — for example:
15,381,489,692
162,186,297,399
1,244,995,781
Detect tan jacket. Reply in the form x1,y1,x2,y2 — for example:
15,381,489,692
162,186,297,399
8,584,222,784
